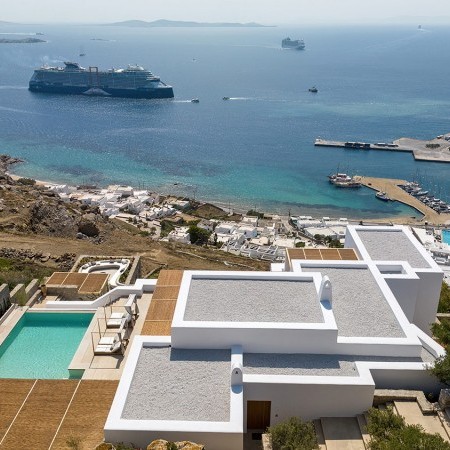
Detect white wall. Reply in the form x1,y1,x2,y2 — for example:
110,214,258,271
244,381,374,425
104,429,243,450
171,326,339,354
383,276,419,322
370,367,444,395
413,271,443,335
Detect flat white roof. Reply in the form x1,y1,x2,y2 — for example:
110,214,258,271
357,229,430,268
302,267,405,338
122,347,231,422
184,278,323,323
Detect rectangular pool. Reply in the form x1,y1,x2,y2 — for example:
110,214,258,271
443,230,450,245
0,312,93,379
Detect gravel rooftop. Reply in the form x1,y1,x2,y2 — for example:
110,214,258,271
183,278,323,323
302,267,405,338
122,347,231,422
244,352,428,376
357,230,430,268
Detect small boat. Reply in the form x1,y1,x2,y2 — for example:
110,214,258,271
191,98,199,103
308,87,318,93
222,97,230,101
79,53,86,57
376,191,390,201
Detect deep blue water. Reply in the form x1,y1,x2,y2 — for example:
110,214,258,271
0,23,450,218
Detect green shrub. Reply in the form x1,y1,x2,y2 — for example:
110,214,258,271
366,407,450,450
16,177,36,185
268,416,319,450
438,282,450,313
431,319,450,347
246,209,265,219
295,241,305,248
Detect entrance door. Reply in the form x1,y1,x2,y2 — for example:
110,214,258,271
247,401,271,430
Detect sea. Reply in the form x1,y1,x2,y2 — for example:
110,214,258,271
1,23,450,219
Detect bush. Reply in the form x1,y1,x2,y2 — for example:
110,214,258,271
366,407,450,450
16,177,36,185
268,416,318,450
295,241,306,248
438,282,450,313
431,319,450,347
246,209,265,219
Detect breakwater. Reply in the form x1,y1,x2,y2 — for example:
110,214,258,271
315,134,450,163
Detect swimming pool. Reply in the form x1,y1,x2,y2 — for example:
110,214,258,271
442,230,450,245
0,312,93,379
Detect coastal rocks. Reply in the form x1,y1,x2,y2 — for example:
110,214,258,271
0,154,24,174
27,199,78,237
0,247,75,270
77,220,100,237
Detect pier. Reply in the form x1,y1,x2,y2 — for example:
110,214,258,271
358,176,450,225
315,134,450,163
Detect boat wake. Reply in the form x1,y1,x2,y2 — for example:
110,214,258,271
0,85,28,90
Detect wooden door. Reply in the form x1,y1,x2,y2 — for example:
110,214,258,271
247,401,271,430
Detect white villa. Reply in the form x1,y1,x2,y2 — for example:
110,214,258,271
104,225,446,449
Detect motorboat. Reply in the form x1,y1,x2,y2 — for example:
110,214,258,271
376,191,390,201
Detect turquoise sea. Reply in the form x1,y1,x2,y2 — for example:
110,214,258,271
1,23,450,218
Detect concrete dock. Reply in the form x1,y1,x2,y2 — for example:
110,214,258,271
358,176,450,225
315,133,450,163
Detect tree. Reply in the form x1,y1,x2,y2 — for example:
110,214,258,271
188,225,211,245
268,417,319,450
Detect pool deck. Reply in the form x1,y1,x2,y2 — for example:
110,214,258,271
70,292,152,380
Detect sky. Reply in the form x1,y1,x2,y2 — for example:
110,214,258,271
2,0,450,25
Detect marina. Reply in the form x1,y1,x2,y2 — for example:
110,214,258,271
315,134,450,163
358,176,450,224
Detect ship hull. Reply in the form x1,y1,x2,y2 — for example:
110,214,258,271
28,83,174,99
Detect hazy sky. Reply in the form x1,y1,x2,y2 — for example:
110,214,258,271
2,0,450,25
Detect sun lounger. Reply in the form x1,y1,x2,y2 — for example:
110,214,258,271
94,333,124,355
106,313,132,329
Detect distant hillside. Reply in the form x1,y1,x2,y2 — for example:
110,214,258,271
108,19,271,28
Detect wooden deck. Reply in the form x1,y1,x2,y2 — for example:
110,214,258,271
141,270,183,336
286,248,359,262
0,379,118,450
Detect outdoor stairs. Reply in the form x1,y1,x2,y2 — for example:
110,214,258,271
318,417,366,449
379,400,450,442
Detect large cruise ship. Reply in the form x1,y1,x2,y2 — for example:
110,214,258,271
29,62,174,99
281,37,305,50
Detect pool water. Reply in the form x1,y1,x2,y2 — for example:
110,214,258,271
442,230,450,245
0,312,93,379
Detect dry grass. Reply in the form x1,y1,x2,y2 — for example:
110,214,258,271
0,379,35,441
50,380,119,450
0,379,78,450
